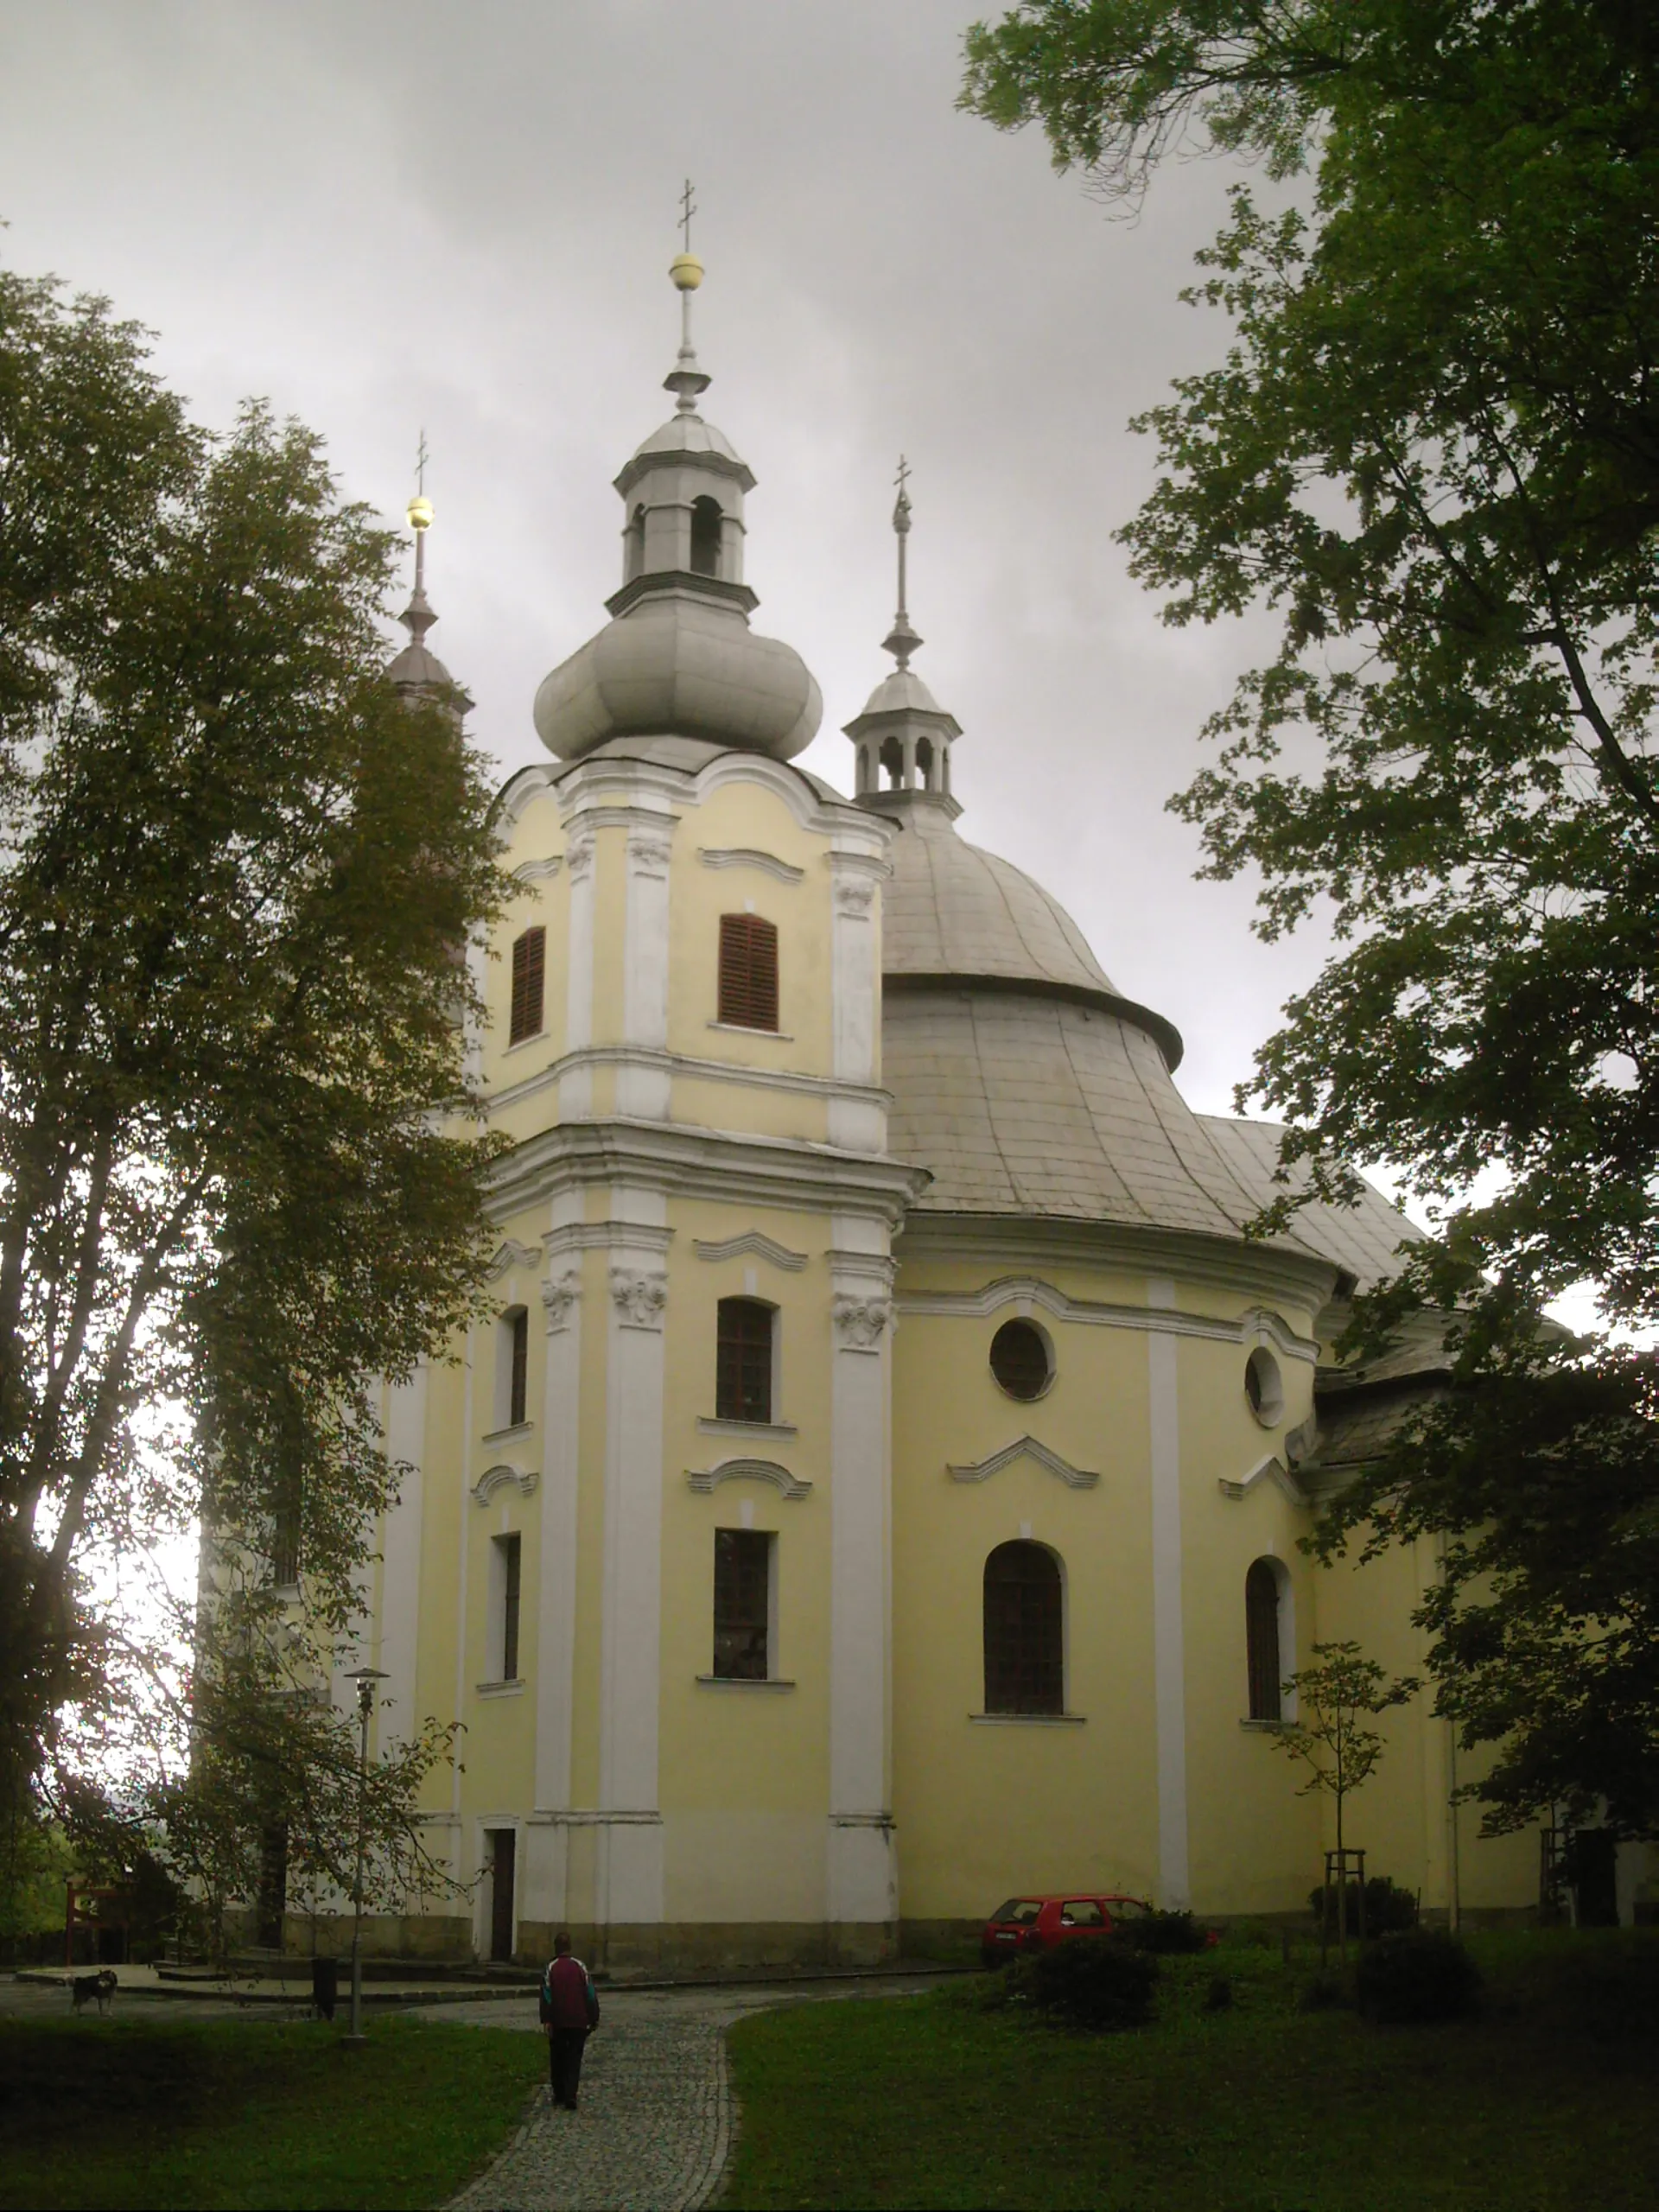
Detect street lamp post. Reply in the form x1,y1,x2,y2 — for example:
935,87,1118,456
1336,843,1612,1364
342,1665,387,2045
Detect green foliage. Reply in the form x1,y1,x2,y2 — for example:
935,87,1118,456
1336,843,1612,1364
1313,1350,1659,1834
0,2015,545,2211
1274,1642,1418,1854
0,1796,75,1949
0,260,506,1815
1010,1936,1160,2030
1309,1874,1419,1936
963,0,1659,1835
1114,1905,1213,1953
1356,1929,1483,2024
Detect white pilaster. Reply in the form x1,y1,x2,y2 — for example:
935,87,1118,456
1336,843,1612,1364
560,823,596,1119
1147,1276,1190,1908
617,817,675,1119
826,1219,897,1927
378,1363,428,1748
596,1192,670,1924
827,855,887,1153
534,1230,583,1815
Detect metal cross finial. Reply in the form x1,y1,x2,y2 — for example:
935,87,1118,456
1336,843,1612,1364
415,428,429,496
679,178,696,252
884,454,921,670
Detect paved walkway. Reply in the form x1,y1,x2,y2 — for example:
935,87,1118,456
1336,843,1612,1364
435,1976,941,2212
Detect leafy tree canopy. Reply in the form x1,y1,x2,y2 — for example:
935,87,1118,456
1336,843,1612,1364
0,263,506,1840
963,3,1659,1830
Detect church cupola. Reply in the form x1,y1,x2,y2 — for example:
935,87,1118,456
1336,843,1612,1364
387,457,473,721
846,462,963,817
533,203,822,764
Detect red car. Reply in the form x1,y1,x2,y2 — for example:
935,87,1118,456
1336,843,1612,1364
980,1892,1154,1967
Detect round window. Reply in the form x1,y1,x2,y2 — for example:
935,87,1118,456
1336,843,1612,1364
1245,1346,1284,1427
990,1319,1052,1402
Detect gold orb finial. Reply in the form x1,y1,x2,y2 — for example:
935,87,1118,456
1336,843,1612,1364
407,493,434,532
670,252,704,292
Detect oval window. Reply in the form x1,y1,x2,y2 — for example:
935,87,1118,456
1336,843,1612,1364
1245,1346,1283,1427
989,1319,1052,1402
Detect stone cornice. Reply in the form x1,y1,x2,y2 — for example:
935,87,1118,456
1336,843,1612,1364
487,1118,928,1226
894,1211,1338,1317
896,1274,1319,1363
485,1043,893,1119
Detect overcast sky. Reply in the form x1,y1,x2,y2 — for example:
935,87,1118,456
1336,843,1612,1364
1,0,1326,1120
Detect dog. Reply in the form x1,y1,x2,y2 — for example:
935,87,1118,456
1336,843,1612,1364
70,1970,118,2016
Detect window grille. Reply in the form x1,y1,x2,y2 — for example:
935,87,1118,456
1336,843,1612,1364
498,1533,522,1681
717,913,779,1031
509,927,546,1046
983,1541,1064,1714
715,1298,773,1424
714,1528,772,1680
507,1308,529,1428
1246,1559,1282,1720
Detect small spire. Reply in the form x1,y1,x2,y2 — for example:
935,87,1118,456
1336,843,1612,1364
400,429,436,644
882,455,923,671
664,179,710,416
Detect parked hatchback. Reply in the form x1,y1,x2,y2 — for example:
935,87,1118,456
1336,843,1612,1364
980,1892,1154,1967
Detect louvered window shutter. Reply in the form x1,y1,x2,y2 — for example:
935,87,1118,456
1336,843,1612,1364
509,927,546,1045
717,913,779,1031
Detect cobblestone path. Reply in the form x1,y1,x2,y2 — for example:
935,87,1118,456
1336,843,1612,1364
441,1975,939,2211
450,2008,730,2212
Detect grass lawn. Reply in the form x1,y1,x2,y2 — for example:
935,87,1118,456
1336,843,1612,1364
721,1929,1659,2210
0,2012,545,2210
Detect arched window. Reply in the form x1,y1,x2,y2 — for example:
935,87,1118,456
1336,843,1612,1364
625,504,646,581
916,735,934,790
716,1296,775,1424
690,495,722,576
717,912,779,1031
983,1541,1064,1714
1246,1558,1286,1720
509,926,546,1046
880,734,904,789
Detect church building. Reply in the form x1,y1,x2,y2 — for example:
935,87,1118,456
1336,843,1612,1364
359,251,1541,1967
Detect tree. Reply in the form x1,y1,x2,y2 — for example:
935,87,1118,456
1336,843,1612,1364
1274,1640,1417,1948
962,3,1659,1831
0,263,506,1827
1274,1641,1419,1858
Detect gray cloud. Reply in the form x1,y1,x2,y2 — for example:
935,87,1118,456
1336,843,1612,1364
0,0,1333,1114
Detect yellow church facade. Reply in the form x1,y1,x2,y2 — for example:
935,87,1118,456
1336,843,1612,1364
356,257,1539,1967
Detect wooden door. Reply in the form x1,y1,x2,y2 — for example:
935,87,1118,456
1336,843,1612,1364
489,1830,516,1961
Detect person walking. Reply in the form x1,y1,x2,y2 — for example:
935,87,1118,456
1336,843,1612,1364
539,1931,600,2111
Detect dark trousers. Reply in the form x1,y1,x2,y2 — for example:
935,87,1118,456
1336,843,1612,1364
548,2027,588,2107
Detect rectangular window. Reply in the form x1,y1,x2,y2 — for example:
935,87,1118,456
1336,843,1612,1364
715,1298,773,1424
508,1309,529,1429
493,1532,522,1681
509,927,546,1045
713,1528,773,1681
717,912,779,1031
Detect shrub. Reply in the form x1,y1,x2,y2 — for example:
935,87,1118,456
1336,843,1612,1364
1355,1930,1482,2024
1308,1876,1418,1936
1011,1937,1160,2031
1115,1908,1214,1954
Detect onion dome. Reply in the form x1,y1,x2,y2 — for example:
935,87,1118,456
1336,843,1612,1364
534,246,822,761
